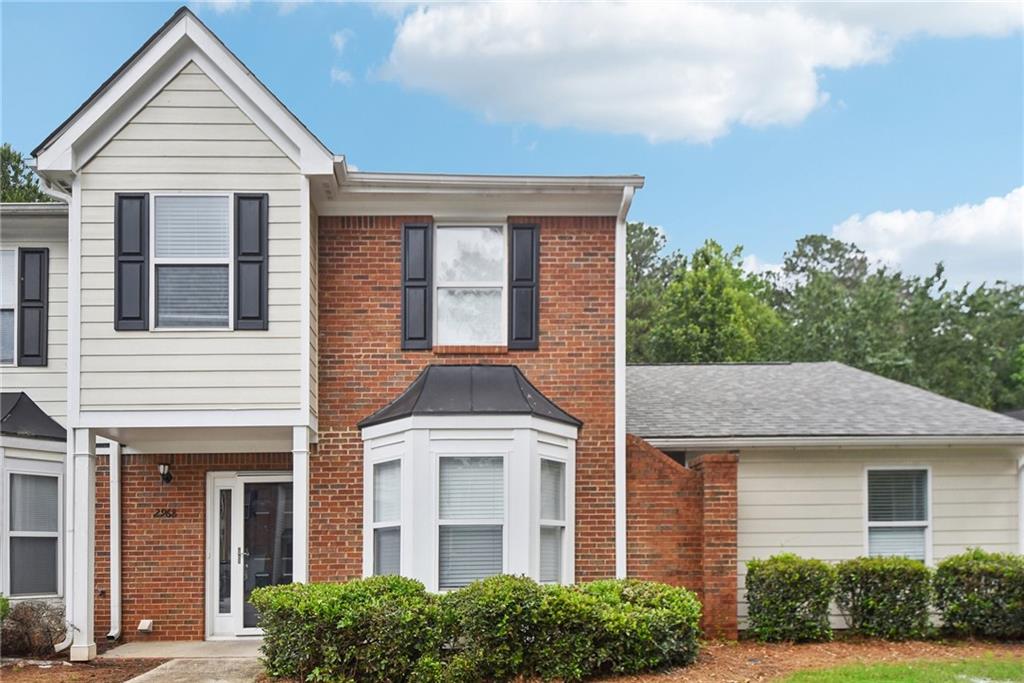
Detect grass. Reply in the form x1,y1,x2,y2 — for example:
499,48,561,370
781,657,1024,682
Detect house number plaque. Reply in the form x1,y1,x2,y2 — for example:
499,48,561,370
152,508,178,519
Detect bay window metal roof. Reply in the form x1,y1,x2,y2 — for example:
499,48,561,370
1,392,67,441
358,365,581,429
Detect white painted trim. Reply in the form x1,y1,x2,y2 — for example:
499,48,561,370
107,442,121,640
342,171,645,192
77,408,307,429
68,176,82,425
299,176,312,429
1,458,64,599
646,435,1024,450
70,428,96,661
291,426,309,584
614,186,633,579
0,436,67,454
360,414,579,441
863,465,933,566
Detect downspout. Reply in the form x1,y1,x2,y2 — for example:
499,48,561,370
54,436,75,652
107,442,121,640
614,185,635,579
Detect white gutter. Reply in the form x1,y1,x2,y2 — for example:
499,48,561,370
614,185,635,579
646,435,1024,450
107,442,121,640
340,171,646,193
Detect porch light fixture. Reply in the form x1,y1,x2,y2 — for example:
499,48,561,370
158,463,173,485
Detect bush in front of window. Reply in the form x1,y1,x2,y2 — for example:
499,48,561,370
745,553,836,642
933,548,1024,640
834,557,932,640
0,600,66,656
0,595,9,622
581,579,702,674
250,576,442,683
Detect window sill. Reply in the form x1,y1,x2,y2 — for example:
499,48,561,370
432,345,508,356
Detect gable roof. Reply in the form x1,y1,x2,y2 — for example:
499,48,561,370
627,362,1024,446
359,365,581,429
33,6,333,183
1,392,67,442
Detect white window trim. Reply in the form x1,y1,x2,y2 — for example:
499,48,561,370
149,192,234,331
1,248,17,367
432,223,507,347
435,453,509,591
538,456,570,584
370,457,403,576
863,465,933,566
2,464,64,599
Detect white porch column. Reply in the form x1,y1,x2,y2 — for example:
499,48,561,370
292,426,310,584
70,428,96,662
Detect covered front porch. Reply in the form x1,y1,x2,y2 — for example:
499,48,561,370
66,424,313,661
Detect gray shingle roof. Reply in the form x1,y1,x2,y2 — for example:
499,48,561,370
627,362,1024,440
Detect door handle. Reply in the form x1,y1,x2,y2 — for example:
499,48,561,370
237,547,242,565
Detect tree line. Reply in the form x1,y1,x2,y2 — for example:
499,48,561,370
627,222,1024,412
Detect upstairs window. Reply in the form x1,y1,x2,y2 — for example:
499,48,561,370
867,468,929,562
0,250,14,364
434,226,505,346
153,195,231,328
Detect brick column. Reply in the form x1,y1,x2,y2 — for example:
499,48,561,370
692,453,739,639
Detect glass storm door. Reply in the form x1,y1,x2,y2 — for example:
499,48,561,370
209,473,293,637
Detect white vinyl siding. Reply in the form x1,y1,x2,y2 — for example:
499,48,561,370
78,61,303,411
736,448,1021,628
0,217,68,423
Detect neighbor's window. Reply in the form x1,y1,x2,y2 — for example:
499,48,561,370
8,473,60,596
539,459,566,583
372,460,401,576
0,250,15,364
435,226,505,345
153,195,230,328
867,469,928,561
438,456,503,589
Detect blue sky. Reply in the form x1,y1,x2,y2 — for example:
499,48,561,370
2,1,1022,285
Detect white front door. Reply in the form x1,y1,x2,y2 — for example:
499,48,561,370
207,472,293,638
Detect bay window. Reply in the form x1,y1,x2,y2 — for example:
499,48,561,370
434,226,505,346
7,471,61,596
372,460,401,576
866,468,930,562
438,456,504,590
153,194,231,328
539,459,566,583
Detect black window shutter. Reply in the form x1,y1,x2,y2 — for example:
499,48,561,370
508,224,539,349
114,193,149,331
402,223,432,349
17,248,48,366
234,193,269,330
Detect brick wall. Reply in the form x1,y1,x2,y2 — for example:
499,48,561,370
94,452,291,641
626,435,739,638
315,215,617,582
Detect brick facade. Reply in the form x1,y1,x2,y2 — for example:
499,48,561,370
626,435,739,638
94,453,291,641
314,215,618,582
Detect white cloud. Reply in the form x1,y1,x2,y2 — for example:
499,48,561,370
832,187,1023,286
331,29,353,53
330,66,354,85
192,0,251,14
278,0,312,15
381,1,1022,142
742,254,782,277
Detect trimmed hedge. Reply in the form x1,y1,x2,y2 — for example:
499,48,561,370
254,576,701,682
0,595,8,622
835,557,932,640
933,548,1024,640
745,553,835,642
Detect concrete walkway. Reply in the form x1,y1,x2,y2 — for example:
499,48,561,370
102,639,263,659
103,640,264,683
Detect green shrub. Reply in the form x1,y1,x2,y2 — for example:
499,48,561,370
250,575,441,683
834,557,932,640
581,579,702,674
0,595,9,622
532,585,603,681
745,553,835,642
933,548,1024,639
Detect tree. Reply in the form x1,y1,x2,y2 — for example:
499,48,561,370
647,240,782,363
626,222,683,362
1,143,50,203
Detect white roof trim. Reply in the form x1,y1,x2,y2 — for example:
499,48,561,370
361,414,580,441
340,171,645,194
34,9,333,178
645,435,1024,450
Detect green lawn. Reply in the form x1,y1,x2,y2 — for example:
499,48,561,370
781,657,1024,683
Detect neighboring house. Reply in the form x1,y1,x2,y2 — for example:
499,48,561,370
627,362,1024,630
7,7,1022,661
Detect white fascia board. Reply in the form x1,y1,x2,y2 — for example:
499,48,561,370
0,436,67,454
644,435,1024,450
361,415,579,442
342,171,645,192
35,12,332,178
77,408,306,429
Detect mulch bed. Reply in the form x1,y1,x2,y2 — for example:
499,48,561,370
0,656,165,682
621,639,1024,682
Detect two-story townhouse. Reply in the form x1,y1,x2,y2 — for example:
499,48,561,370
28,7,660,660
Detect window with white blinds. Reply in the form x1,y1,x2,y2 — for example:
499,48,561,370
8,473,60,596
539,459,566,583
373,460,401,576
152,195,231,328
438,456,503,589
867,469,928,562
0,249,15,364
